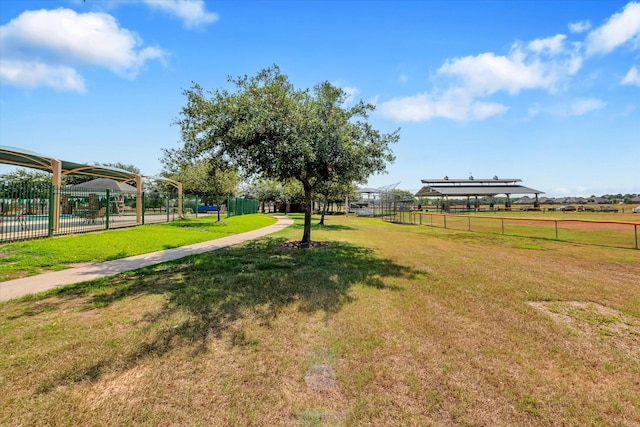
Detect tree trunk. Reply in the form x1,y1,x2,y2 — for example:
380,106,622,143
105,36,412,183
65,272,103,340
301,188,313,247
319,195,329,226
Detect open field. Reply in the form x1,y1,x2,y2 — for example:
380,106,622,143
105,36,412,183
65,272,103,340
405,210,640,249
1,214,639,426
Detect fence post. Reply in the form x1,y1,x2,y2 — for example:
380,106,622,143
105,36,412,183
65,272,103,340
444,215,447,229
142,192,145,225
105,189,110,230
48,184,55,238
501,218,504,235
555,220,558,240
635,224,638,250
166,196,170,222
468,216,471,231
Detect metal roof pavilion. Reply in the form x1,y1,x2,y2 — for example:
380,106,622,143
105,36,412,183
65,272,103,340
0,145,183,231
0,145,138,181
415,178,544,198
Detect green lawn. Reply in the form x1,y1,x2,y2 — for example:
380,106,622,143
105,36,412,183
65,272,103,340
0,214,276,281
1,213,639,426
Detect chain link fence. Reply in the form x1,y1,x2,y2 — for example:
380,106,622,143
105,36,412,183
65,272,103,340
384,211,640,250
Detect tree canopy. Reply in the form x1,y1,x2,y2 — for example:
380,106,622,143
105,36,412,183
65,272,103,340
161,158,238,205
173,65,398,246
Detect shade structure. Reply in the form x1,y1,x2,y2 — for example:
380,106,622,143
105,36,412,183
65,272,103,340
71,178,137,192
415,178,543,198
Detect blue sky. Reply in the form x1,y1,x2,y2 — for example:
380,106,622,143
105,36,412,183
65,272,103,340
1,0,639,197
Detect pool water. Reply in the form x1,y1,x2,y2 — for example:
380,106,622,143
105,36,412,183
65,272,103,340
4,214,76,221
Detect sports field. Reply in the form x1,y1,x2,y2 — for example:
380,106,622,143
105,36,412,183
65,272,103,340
403,210,640,249
1,213,638,426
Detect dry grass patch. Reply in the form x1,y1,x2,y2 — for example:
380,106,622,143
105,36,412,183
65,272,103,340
528,301,640,361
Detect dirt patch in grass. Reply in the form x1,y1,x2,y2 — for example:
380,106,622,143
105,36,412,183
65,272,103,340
86,364,151,410
528,301,640,361
304,363,337,392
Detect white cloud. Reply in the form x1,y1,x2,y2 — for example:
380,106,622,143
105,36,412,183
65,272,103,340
585,1,640,56
380,37,581,122
528,34,567,55
342,85,360,104
0,8,166,91
141,0,218,29
438,51,555,96
622,65,640,85
380,3,638,123
0,59,85,92
527,98,606,118
378,89,508,122
569,98,606,115
569,20,591,33
525,106,540,120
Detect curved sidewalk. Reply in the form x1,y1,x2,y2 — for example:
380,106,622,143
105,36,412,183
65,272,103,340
0,216,293,302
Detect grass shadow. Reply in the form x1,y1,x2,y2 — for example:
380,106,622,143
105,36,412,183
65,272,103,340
290,222,356,231
34,237,420,388
314,224,356,231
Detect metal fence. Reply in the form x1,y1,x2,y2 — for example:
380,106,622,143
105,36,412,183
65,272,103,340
0,183,196,243
384,211,640,250
0,182,51,242
227,197,258,217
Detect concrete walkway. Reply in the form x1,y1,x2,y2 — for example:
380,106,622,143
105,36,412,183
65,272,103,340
0,216,293,302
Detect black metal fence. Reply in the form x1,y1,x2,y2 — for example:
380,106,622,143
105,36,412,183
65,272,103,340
0,182,51,242
0,183,197,243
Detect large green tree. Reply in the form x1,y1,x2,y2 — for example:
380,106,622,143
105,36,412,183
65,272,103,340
173,65,398,246
161,158,238,205
315,179,357,225
0,168,52,186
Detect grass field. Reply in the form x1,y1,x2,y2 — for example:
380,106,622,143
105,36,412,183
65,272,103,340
406,210,640,249
1,213,639,426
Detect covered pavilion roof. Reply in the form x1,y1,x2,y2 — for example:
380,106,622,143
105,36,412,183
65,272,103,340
0,145,138,181
416,177,543,198
0,145,184,230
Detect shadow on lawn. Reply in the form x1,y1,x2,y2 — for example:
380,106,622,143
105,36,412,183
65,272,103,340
290,222,356,231
35,238,420,389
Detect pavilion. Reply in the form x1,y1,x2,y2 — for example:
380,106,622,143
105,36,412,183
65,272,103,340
415,177,544,211
0,145,182,231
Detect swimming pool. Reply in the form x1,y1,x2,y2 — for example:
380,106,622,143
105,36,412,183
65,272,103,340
3,214,75,221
